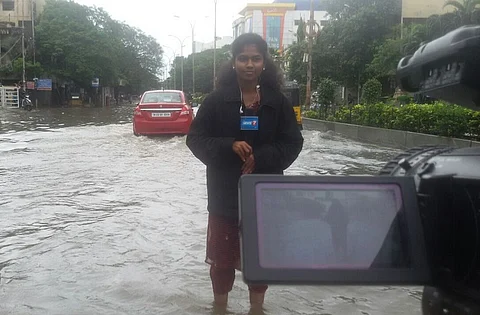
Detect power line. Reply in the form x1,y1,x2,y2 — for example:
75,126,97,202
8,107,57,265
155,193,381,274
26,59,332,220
0,37,21,61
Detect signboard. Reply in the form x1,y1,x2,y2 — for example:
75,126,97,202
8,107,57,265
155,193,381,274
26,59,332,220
92,78,99,88
26,81,35,90
36,79,52,91
265,16,282,50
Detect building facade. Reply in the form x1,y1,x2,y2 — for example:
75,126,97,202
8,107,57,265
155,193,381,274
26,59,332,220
402,0,454,24
0,0,45,29
232,1,329,51
233,0,452,51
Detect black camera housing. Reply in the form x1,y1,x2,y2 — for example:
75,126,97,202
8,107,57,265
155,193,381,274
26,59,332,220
238,25,480,315
397,25,480,111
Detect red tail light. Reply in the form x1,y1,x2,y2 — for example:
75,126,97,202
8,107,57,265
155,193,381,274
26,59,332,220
180,105,190,116
134,107,142,116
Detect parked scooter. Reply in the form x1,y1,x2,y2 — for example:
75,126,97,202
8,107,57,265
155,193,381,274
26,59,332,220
21,94,33,111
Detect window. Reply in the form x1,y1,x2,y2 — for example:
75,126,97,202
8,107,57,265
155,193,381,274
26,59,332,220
245,18,253,33
2,1,14,11
142,92,183,104
294,20,300,26
265,16,282,50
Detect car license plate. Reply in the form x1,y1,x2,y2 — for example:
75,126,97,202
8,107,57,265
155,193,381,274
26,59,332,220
152,112,171,117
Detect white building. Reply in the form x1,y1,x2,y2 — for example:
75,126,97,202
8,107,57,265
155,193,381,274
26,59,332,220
232,0,329,51
195,36,234,53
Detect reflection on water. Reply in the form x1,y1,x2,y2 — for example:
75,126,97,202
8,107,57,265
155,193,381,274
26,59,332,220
0,106,134,134
0,106,422,315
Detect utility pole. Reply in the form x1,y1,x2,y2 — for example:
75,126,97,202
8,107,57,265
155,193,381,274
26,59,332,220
305,0,314,109
31,0,35,65
169,35,188,91
191,23,195,94
213,0,217,90
21,0,26,87
181,45,184,91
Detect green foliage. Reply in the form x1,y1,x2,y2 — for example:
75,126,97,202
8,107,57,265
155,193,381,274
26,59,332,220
288,0,480,99
396,95,413,105
168,45,231,93
296,18,306,43
314,78,338,105
34,0,162,92
191,92,206,104
362,78,382,104
10,59,43,77
305,102,480,140
286,41,307,85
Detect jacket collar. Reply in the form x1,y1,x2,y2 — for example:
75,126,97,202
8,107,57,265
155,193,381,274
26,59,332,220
223,83,277,109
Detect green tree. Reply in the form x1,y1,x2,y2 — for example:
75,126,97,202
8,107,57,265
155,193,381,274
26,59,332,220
296,18,306,43
362,78,382,104
443,0,480,25
34,0,162,93
310,0,401,93
367,23,429,80
170,45,231,94
286,41,307,85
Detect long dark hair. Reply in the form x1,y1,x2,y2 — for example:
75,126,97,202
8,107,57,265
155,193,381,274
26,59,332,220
215,33,284,91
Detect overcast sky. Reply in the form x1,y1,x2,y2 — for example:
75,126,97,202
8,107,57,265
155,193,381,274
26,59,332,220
74,0,273,62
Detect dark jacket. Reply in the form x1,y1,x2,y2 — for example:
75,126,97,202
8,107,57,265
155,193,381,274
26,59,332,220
186,84,304,220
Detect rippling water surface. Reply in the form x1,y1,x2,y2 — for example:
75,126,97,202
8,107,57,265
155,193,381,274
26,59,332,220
0,106,422,314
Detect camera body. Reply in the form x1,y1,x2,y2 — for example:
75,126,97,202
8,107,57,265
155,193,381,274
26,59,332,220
391,24,480,314
238,25,480,314
396,25,480,111
379,145,480,314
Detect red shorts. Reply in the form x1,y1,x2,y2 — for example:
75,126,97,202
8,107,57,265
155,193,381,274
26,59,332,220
205,213,268,295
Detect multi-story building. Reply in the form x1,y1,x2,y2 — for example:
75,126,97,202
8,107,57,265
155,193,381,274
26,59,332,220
0,0,45,31
233,0,452,51
232,0,329,51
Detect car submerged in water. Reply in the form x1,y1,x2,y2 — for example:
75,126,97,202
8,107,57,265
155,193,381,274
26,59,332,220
132,90,194,136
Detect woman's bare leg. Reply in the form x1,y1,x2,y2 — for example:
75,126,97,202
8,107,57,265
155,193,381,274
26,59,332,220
210,265,235,305
248,285,268,306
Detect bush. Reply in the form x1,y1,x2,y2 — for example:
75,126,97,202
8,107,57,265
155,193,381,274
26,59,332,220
362,79,382,104
303,102,480,141
314,78,338,105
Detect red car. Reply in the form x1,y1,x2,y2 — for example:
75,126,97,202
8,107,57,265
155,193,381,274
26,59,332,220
133,90,194,136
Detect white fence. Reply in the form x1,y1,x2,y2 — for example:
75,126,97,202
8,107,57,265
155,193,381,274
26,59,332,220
0,86,19,108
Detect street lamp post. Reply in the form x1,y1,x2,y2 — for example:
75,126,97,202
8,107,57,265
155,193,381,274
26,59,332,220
191,23,195,94
163,46,177,90
213,0,218,90
169,35,189,91
305,0,314,109
174,15,198,94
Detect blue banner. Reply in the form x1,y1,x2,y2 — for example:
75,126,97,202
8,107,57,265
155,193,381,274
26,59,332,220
36,79,52,91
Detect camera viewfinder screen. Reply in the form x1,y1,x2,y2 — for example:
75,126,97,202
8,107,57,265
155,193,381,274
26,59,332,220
255,183,411,270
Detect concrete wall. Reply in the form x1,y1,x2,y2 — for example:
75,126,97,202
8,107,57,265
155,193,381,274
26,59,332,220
402,0,453,18
302,118,480,149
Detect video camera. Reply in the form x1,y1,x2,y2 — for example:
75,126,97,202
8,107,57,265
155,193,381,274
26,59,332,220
239,25,480,314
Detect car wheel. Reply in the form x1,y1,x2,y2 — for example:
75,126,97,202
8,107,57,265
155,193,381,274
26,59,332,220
133,124,140,136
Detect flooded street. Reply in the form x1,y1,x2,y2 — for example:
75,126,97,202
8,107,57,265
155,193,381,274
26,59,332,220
0,106,422,315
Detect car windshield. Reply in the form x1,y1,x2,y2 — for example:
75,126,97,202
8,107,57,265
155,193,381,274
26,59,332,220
141,92,182,104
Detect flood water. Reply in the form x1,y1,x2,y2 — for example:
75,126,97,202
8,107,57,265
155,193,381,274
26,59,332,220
0,106,423,315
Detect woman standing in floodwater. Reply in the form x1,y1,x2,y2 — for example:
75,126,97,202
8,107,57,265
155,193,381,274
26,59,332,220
186,33,304,308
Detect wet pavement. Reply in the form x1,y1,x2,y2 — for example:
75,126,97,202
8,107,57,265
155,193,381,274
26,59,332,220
0,105,423,314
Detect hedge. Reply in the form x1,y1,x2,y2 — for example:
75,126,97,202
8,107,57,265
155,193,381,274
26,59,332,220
303,102,480,141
